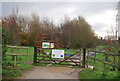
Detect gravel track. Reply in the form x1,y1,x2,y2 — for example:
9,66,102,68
17,66,83,79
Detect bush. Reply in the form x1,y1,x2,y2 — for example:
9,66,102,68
2,66,22,79
2,29,8,60
79,68,119,79
2,63,33,79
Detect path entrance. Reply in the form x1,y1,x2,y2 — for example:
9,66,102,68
18,66,83,79
34,46,83,66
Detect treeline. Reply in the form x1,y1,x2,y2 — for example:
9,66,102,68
2,10,98,48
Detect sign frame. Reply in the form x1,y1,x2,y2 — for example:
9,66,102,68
51,49,64,58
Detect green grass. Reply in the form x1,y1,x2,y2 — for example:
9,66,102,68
5,46,34,66
6,46,34,62
3,45,82,79
79,48,119,79
72,65,82,68
17,64,33,71
5,45,80,66
3,46,34,79
32,63,48,66
50,64,69,67
88,53,118,70
3,45,120,79
2,64,33,79
96,46,105,49
80,68,119,79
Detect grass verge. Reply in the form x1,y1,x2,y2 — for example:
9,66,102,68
80,68,119,79
79,48,119,79
2,64,33,79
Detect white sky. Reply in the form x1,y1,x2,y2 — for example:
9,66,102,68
1,1,119,38
1,0,120,2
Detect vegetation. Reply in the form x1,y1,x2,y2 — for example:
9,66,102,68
2,46,34,79
2,46,80,79
2,9,97,48
2,29,8,60
2,64,32,79
60,16,97,48
79,48,119,79
1,8,119,80
79,68,119,79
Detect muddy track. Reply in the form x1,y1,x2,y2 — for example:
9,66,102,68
17,66,83,79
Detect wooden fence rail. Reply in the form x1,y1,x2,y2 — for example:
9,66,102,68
87,50,120,75
88,57,119,68
86,50,120,75
6,46,29,66
91,50,120,56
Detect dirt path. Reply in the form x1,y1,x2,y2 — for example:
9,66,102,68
17,66,83,79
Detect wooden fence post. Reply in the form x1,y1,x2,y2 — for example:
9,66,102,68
103,63,106,75
86,49,90,68
93,51,96,69
79,49,82,66
82,48,86,68
118,50,120,71
118,37,120,71
34,45,37,63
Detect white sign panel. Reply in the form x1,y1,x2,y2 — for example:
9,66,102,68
50,43,54,48
52,49,64,58
42,42,50,48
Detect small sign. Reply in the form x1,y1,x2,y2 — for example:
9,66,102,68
66,54,71,57
46,52,50,55
42,42,50,48
42,42,55,49
52,49,64,58
50,43,54,48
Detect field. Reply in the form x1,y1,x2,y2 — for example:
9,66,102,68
2,46,81,79
2,46,34,79
79,48,119,79
2,45,120,79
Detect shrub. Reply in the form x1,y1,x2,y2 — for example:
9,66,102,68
2,29,8,61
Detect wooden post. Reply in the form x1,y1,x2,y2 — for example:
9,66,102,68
118,37,120,71
118,37,120,45
14,55,17,66
86,50,90,68
118,50,120,71
79,49,82,67
82,48,86,68
93,52,96,69
103,63,106,75
42,49,45,60
34,46,37,63
26,48,28,64
112,56,116,71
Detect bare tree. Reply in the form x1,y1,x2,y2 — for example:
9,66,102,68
28,13,43,45
2,8,21,46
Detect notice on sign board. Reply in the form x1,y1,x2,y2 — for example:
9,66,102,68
50,43,54,48
52,49,64,58
42,42,50,48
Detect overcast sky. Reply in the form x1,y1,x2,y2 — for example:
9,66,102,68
1,2,119,37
